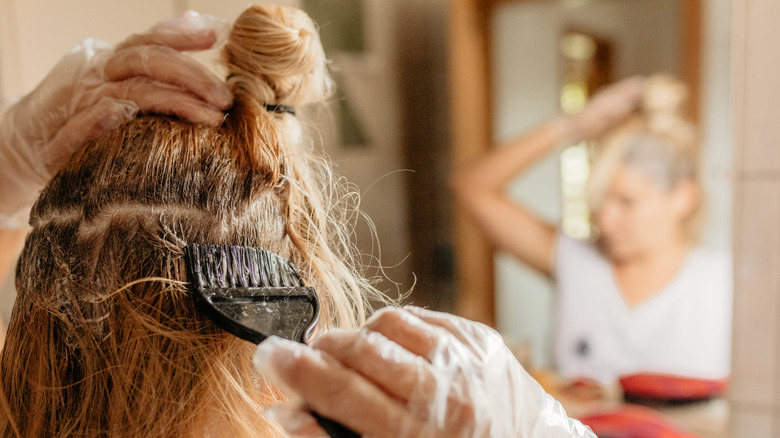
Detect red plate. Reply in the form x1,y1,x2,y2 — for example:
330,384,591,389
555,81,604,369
619,373,728,402
579,404,698,438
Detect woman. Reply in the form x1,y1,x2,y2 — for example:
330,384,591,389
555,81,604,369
0,5,383,436
0,7,592,437
0,6,594,437
451,76,732,384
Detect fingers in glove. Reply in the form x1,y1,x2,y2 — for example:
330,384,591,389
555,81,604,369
105,45,232,110
42,98,139,175
402,306,499,357
96,77,226,126
311,328,438,403
362,307,444,359
116,13,222,52
254,336,424,438
150,12,230,42
363,307,505,368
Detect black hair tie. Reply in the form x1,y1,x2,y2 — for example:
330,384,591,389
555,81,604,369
263,104,296,116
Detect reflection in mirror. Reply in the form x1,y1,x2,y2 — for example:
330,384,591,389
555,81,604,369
480,0,732,435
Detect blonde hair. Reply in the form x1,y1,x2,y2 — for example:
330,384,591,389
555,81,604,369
587,74,703,240
0,5,382,437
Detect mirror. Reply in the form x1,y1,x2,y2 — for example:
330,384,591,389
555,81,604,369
493,0,733,367
451,0,732,435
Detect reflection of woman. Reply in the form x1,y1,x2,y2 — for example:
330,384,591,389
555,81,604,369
452,76,732,383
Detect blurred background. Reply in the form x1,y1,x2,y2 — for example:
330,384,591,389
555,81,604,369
1,0,780,436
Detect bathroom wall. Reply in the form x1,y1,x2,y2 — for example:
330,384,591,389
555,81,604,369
728,0,780,435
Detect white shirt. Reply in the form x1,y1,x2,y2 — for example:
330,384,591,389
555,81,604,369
553,234,732,384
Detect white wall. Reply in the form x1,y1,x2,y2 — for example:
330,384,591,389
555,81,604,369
492,0,732,367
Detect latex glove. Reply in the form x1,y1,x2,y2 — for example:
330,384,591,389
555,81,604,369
0,12,233,228
566,76,646,140
254,306,595,438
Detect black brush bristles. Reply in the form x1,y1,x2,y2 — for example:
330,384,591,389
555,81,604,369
183,244,319,344
183,243,361,438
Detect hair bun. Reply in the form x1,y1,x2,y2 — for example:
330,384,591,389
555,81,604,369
641,75,689,132
639,74,696,148
225,5,334,107
642,74,688,114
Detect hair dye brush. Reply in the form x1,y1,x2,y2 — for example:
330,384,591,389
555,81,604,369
184,243,359,438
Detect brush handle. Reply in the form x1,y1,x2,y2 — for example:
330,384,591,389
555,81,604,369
312,411,361,438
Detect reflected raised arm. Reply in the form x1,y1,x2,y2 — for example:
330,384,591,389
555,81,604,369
450,76,645,277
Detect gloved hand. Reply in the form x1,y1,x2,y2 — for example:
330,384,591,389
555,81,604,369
254,306,595,438
0,12,233,228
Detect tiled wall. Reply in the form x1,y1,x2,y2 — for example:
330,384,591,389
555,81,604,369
728,0,780,436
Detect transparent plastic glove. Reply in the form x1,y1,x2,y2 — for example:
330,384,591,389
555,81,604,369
566,76,646,140
254,306,595,438
0,12,233,228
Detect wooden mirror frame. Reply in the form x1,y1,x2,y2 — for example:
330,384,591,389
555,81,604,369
448,0,701,326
